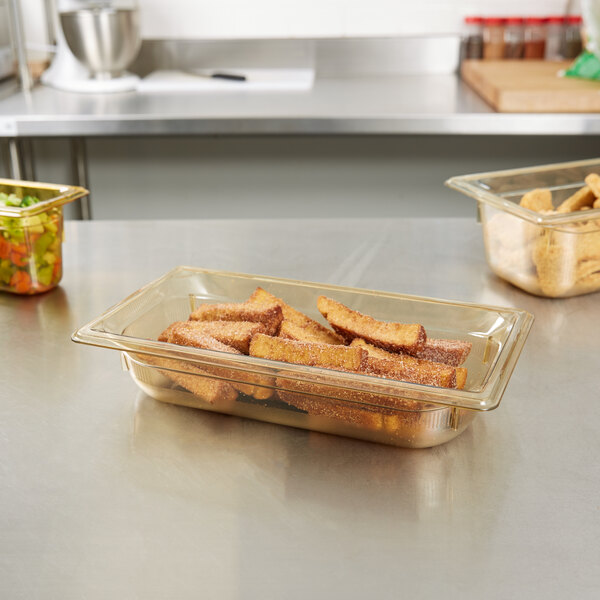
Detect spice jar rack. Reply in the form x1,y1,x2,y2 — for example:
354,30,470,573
461,15,583,62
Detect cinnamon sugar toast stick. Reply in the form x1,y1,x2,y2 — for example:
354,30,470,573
248,286,343,345
190,302,283,336
278,320,344,345
584,173,600,199
556,186,596,213
179,320,266,354
519,188,553,212
249,333,367,372
406,338,472,366
142,354,239,405
350,339,457,388
317,296,426,353
162,322,274,400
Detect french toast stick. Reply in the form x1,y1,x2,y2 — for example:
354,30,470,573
350,339,457,388
141,354,238,405
585,173,600,198
276,376,431,432
519,188,553,212
248,286,343,344
556,186,596,213
317,296,426,353
278,320,344,345
406,338,472,366
162,322,274,400
190,302,283,336
178,319,266,354
249,333,367,372
277,386,385,430
455,368,467,390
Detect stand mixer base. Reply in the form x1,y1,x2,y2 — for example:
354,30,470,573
41,72,139,93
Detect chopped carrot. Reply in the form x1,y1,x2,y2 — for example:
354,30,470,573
0,237,9,260
52,262,62,280
10,270,31,293
10,248,29,267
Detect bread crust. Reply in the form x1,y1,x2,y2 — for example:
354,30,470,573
317,296,426,353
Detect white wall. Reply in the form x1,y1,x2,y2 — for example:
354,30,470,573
20,0,571,52
138,0,569,39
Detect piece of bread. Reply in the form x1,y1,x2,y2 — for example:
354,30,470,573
584,173,600,198
556,186,595,213
190,302,283,336
278,319,344,345
179,320,266,354
406,337,472,366
249,333,367,372
161,322,274,399
248,286,343,344
142,354,238,405
350,339,457,388
519,188,553,212
317,296,426,353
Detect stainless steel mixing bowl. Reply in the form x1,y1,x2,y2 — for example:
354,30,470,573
60,7,141,80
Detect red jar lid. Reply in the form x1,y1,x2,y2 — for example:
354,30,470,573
484,17,505,25
546,15,566,24
566,15,583,24
524,17,547,24
464,16,484,24
505,17,524,25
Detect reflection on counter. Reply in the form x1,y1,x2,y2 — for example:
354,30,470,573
132,391,508,527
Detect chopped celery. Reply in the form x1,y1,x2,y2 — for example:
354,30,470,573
0,260,12,284
21,195,37,207
37,265,53,286
42,251,57,265
6,194,21,206
0,192,41,208
44,220,58,234
34,232,54,256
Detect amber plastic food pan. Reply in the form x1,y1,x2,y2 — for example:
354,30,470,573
446,158,600,297
72,267,533,448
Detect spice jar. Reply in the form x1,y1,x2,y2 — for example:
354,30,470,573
524,17,547,59
503,17,525,58
483,17,505,59
463,16,484,59
563,15,583,59
545,16,566,60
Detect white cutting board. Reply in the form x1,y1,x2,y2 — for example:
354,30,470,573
137,68,315,93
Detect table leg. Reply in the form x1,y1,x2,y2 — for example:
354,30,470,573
70,137,92,220
7,138,23,180
20,139,36,181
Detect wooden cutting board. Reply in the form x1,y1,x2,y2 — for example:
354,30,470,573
461,59,600,112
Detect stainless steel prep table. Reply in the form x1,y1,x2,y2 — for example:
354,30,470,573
1,218,599,599
3,74,600,137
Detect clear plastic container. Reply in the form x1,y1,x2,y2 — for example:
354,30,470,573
0,178,88,294
446,158,600,298
563,15,583,59
72,267,533,448
463,16,484,59
524,16,547,59
545,15,566,60
483,17,505,59
503,17,525,59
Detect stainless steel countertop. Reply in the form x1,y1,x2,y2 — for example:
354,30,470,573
2,75,600,137
1,219,598,599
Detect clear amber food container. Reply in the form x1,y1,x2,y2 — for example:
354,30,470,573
0,178,88,295
446,158,600,298
72,267,532,448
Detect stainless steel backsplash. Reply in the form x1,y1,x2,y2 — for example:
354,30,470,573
130,35,460,77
